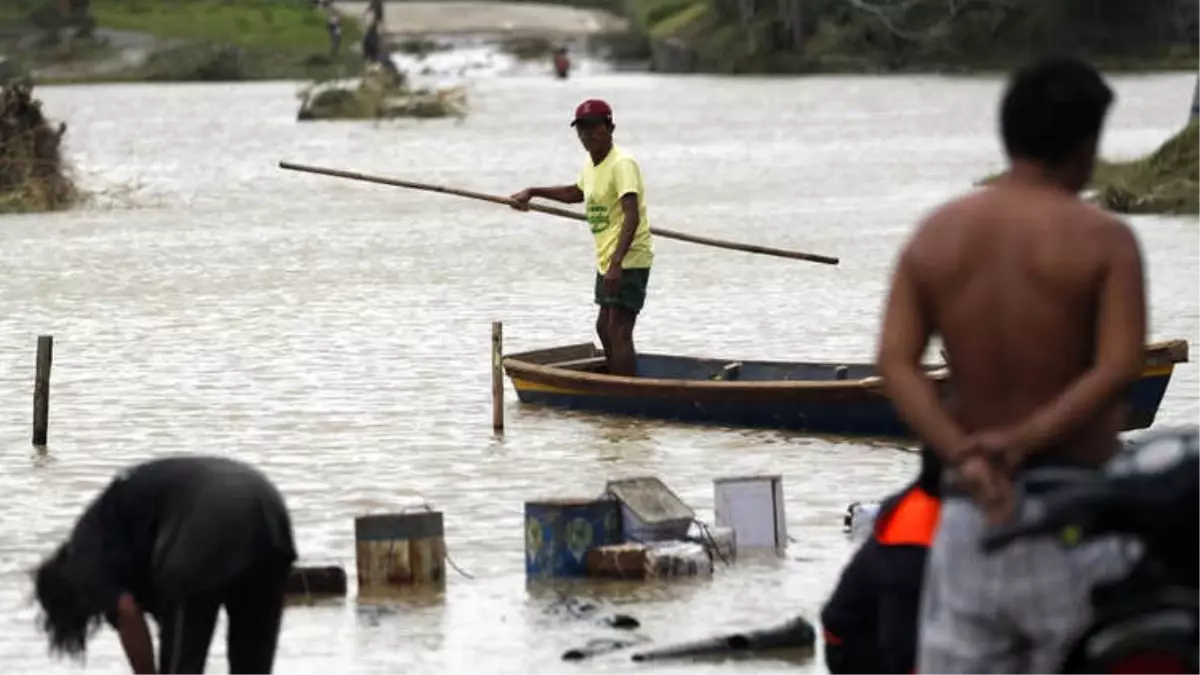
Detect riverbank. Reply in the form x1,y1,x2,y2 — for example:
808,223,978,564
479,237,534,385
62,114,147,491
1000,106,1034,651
1,0,363,84
977,121,1199,216
3,0,1196,82
628,0,1198,74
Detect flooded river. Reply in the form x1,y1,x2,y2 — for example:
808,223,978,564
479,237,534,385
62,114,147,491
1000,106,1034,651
0,67,1196,673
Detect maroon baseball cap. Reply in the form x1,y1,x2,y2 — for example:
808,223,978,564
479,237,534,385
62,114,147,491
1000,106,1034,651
570,99,613,126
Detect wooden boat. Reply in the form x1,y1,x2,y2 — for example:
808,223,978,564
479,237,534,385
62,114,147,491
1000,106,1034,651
502,339,1190,440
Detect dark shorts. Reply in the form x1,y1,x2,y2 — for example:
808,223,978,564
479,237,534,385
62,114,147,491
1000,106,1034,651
594,267,650,315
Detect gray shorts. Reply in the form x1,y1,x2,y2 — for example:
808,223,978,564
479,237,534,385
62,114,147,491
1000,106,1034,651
917,492,1140,673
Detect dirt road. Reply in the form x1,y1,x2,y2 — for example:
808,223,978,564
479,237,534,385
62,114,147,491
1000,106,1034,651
335,1,628,37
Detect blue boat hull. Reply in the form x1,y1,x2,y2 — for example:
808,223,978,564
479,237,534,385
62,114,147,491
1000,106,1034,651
502,341,1188,440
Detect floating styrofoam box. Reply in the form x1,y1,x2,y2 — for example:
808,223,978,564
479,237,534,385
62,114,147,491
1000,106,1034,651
844,501,881,540
713,475,787,553
603,476,695,543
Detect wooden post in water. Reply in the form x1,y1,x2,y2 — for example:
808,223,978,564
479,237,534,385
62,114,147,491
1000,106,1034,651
492,321,504,434
1190,75,1198,121
355,511,446,596
32,335,53,447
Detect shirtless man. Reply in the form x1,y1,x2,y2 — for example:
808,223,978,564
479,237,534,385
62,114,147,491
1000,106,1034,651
876,56,1147,673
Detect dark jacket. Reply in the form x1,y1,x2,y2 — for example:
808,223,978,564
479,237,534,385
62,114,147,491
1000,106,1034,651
65,456,296,623
820,447,943,674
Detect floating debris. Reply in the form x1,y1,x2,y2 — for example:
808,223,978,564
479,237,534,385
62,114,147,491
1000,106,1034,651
630,615,816,663
296,65,467,122
562,635,651,662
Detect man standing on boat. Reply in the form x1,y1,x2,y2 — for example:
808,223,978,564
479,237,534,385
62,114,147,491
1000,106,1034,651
876,56,1148,673
510,99,655,377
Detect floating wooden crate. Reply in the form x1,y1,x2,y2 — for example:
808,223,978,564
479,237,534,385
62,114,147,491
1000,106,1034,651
355,511,446,594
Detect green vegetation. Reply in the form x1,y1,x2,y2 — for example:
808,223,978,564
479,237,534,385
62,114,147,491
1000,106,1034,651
616,0,1198,74
0,81,79,214
87,0,359,51
1091,121,1199,215
977,121,1200,216
2,0,364,83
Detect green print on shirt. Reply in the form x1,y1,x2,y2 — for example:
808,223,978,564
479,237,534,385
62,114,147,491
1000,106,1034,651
587,204,610,233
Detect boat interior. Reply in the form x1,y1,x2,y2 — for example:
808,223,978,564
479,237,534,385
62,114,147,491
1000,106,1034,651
507,344,943,383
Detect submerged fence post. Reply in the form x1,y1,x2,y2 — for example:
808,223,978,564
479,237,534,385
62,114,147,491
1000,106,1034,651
492,321,504,434
33,335,53,447
1190,75,1198,121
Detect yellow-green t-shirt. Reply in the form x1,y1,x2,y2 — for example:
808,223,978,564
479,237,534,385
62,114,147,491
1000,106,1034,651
576,145,654,274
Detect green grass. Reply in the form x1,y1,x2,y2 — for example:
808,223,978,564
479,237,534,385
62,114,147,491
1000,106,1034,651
89,0,360,51
3,0,368,83
648,1,706,40
1,0,361,50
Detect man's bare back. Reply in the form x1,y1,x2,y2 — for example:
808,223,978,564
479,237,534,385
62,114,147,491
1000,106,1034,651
903,176,1146,467
878,56,1150,674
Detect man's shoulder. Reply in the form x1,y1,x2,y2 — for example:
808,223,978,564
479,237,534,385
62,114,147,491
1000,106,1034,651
610,145,640,166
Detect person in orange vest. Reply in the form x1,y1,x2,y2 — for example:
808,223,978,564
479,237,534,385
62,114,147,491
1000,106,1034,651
820,446,943,674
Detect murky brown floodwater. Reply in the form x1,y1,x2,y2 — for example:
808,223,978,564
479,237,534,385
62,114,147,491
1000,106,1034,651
0,69,1195,674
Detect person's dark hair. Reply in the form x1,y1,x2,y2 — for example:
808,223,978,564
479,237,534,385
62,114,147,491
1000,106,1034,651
1000,56,1115,166
32,544,100,661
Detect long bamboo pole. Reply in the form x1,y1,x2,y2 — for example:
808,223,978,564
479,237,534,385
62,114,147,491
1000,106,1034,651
278,161,840,266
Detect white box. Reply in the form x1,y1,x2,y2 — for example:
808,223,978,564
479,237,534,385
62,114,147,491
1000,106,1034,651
713,475,787,553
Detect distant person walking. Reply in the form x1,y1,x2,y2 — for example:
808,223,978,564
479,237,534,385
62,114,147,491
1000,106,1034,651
32,456,297,674
366,0,385,26
327,12,342,56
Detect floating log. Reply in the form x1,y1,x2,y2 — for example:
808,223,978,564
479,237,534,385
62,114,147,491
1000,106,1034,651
285,565,348,598
630,615,816,662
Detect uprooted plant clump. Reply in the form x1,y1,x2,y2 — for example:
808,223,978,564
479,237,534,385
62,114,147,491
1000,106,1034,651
296,65,468,122
0,80,80,214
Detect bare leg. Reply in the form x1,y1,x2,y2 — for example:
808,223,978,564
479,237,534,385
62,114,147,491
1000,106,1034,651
604,307,638,376
596,306,613,372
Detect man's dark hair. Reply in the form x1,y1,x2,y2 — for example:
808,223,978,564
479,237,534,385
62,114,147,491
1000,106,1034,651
32,544,101,661
1000,56,1115,166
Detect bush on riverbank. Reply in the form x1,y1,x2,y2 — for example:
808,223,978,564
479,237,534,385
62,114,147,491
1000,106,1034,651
976,121,1199,216
629,0,1199,74
0,81,79,214
1091,120,1199,216
136,41,356,82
